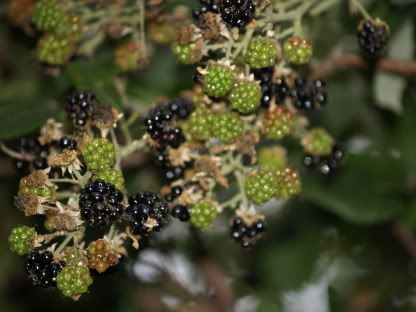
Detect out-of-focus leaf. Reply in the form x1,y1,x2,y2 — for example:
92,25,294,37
66,53,123,109
310,0,340,16
303,154,406,224
373,71,405,114
372,19,413,114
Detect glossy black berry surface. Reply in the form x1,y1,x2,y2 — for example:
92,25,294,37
79,180,124,226
230,217,266,248
65,91,96,127
220,0,255,28
289,78,327,110
125,192,169,235
171,205,190,222
357,20,389,59
25,251,65,288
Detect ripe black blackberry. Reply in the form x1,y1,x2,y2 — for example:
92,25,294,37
59,136,77,150
230,217,266,248
11,136,49,172
24,251,65,288
171,205,190,222
164,185,183,202
289,78,327,110
252,68,289,108
155,148,170,167
144,105,185,148
65,91,96,127
168,97,195,120
165,166,185,182
79,180,124,226
357,19,389,59
303,145,344,175
125,192,169,235
220,0,255,28
193,0,219,20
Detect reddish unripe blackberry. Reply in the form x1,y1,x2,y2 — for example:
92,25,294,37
65,91,96,127
24,251,65,288
357,19,389,59
220,0,255,28
79,180,124,227
125,192,169,235
230,216,266,248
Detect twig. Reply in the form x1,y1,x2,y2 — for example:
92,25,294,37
0,143,33,161
311,50,416,78
55,233,75,254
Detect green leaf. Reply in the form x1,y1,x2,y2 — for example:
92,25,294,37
373,71,405,114
302,154,406,224
66,53,123,109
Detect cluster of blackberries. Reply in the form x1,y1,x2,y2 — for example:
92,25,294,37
289,78,327,110
230,217,266,248
25,251,65,288
220,0,255,28
59,136,77,150
125,192,169,235
65,91,96,127
252,67,289,108
13,136,49,172
303,145,344,175
79,180,124,226
144,98,194,148
193,0,219,20
357,20,389,59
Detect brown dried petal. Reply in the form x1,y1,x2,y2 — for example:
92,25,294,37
48,149,78,167
38,119,63,146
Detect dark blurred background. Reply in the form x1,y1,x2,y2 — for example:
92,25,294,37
1,0,416,311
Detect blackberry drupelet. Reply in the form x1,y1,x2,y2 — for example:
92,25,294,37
8,226,37,255
13,136,49,171
289,78,327,110
171,205,191,222
168,97,195,120
79,180,124,226
65,91,96,127
193,0,219,20
125,192,169,235
245,170,278,205
164,166,185,181
59,136,77,150
357,19,389,59
56,265,93,299
319,145,344,175
164,185,183,202
25,251,65,288
230,217,266,248
220,0,255,28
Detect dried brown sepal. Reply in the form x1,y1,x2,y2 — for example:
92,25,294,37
48,149,78,167
91,103,121,129
200,12,222,41
21,169,50,188
15,194,44,216
193,155,228,188
46,211,81,231
166,144,193,167
38,119,63,145
235,129,260,164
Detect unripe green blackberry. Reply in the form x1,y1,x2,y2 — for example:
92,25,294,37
93,169,125,191
202,64,234,97
228,80,261,114
190,201,218,229
56,265,93,300
19,185,52,197
283,37,313,65
301,128,334,156
82,139,116,171
171,41,202,64
37,34,74,65
56,15,84,41
245,170,278,205
115,42,143,72
262,106,294,140
258,146,287,172
212,112,243,144
32,0,65,32
275,167,301,200
8,226,37,256
245,37,278,69
183,107,214,141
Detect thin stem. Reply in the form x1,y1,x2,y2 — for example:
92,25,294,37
107,224,116,242
50,178,80,185
350,0,372,20
275,27,295,40
119,138,147,158
0,143,32,160
55,233,75,254
231,27,255,59
138,0,146,56
111,128,122,170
